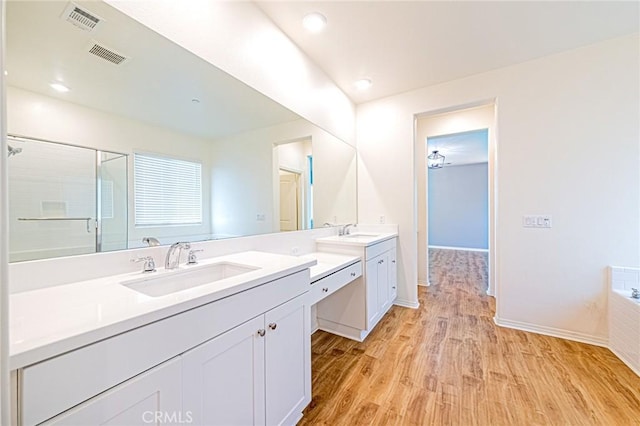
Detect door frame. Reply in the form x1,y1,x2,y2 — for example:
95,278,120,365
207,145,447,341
414,100,498,297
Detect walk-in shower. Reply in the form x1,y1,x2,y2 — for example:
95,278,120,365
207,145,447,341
7,135,128,262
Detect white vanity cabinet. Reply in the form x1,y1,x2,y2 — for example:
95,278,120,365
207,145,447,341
15,268,311,426
182,294,310,426
366,244,397,327
316,237,397,341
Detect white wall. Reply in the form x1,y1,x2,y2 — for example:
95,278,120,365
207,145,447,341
416,105,495,287
428,163,489,250
211,118,357,237
357,35,640,343
105,0,356,146
7,86,214,248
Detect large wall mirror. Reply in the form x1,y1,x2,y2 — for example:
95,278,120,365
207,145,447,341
5,0,357,262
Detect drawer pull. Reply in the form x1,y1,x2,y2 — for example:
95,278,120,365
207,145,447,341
392,260,396,263
350,272,356,277
322,287,329,292
268,323,277,330
392,286,396,289
257,329,266,337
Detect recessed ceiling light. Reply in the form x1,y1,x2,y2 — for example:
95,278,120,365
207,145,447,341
50,82,70,93
354,78,372,90
303,12,327,33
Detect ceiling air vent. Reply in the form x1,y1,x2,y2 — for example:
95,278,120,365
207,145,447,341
88,43,128,65
61,2,103,32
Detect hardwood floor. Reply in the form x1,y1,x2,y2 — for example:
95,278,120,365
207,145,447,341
301,249,640,425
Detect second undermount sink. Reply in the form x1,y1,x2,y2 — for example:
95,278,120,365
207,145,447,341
122,262,260,297
342,232,380,238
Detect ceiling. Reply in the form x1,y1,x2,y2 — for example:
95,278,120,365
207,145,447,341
6,1,300,140
256,1,640,104
427,129,488,167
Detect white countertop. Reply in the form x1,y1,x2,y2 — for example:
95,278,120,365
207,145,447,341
300,252,361,282
315,232,397,247
10,251,316,369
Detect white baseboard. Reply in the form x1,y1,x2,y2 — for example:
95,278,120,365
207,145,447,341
418,280,430,287
394,298,420,309
317,318,367,342
494,317,608,348
429,245,488,252
609,347,640,377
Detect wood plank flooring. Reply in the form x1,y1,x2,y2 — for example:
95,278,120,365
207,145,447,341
300,249,640,425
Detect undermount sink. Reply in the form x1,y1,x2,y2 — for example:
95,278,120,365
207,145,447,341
342,233,380,238
122,262,260,297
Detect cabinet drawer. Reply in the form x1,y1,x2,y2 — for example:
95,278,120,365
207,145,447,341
365,238,396,259
310,261,362,305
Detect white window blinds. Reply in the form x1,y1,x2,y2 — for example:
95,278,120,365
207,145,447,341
134,153,202,226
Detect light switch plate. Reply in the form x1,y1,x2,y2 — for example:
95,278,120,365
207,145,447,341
523,215,552,228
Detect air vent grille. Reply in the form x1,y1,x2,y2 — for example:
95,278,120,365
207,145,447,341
88,44,128,65
61,3,103,32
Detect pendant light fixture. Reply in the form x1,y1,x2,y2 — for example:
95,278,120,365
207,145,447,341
427,150,445,169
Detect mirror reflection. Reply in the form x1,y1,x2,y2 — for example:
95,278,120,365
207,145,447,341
6,0,357,262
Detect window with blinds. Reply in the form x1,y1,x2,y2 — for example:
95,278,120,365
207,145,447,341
134,153,202,226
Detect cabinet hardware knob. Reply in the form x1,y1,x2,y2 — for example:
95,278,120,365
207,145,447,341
350,272,356,277
257,329,266,337
392,260,396,263
392,286,396,289
322,287,329,292
268,323,277,330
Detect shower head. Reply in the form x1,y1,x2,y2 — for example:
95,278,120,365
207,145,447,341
7,145,22,157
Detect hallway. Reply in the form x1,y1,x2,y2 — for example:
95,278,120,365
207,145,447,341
301,250,640,425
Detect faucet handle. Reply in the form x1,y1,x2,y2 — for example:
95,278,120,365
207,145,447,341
631,288,640,299
187,249,204,265
131,256,156,273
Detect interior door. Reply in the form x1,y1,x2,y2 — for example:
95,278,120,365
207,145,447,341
279,171,299,231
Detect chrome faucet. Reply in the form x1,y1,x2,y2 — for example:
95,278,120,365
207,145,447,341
131,256,156,273
165,242,190,270
632,288,640,299
339,223,356,236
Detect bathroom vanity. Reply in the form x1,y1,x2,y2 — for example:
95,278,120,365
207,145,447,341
315,232,398,341
10,252,316,426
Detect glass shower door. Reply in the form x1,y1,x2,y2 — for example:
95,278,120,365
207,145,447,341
7,136,129,261
8,137,97,261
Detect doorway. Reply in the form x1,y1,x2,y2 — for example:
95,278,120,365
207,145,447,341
273,138,313,231
416,103,496,296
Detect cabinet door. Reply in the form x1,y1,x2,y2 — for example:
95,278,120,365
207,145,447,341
389,248,398,302
264,295,310,426
182,316,266,426
377,254,390,313
366,255,381,327
43,358,182,426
